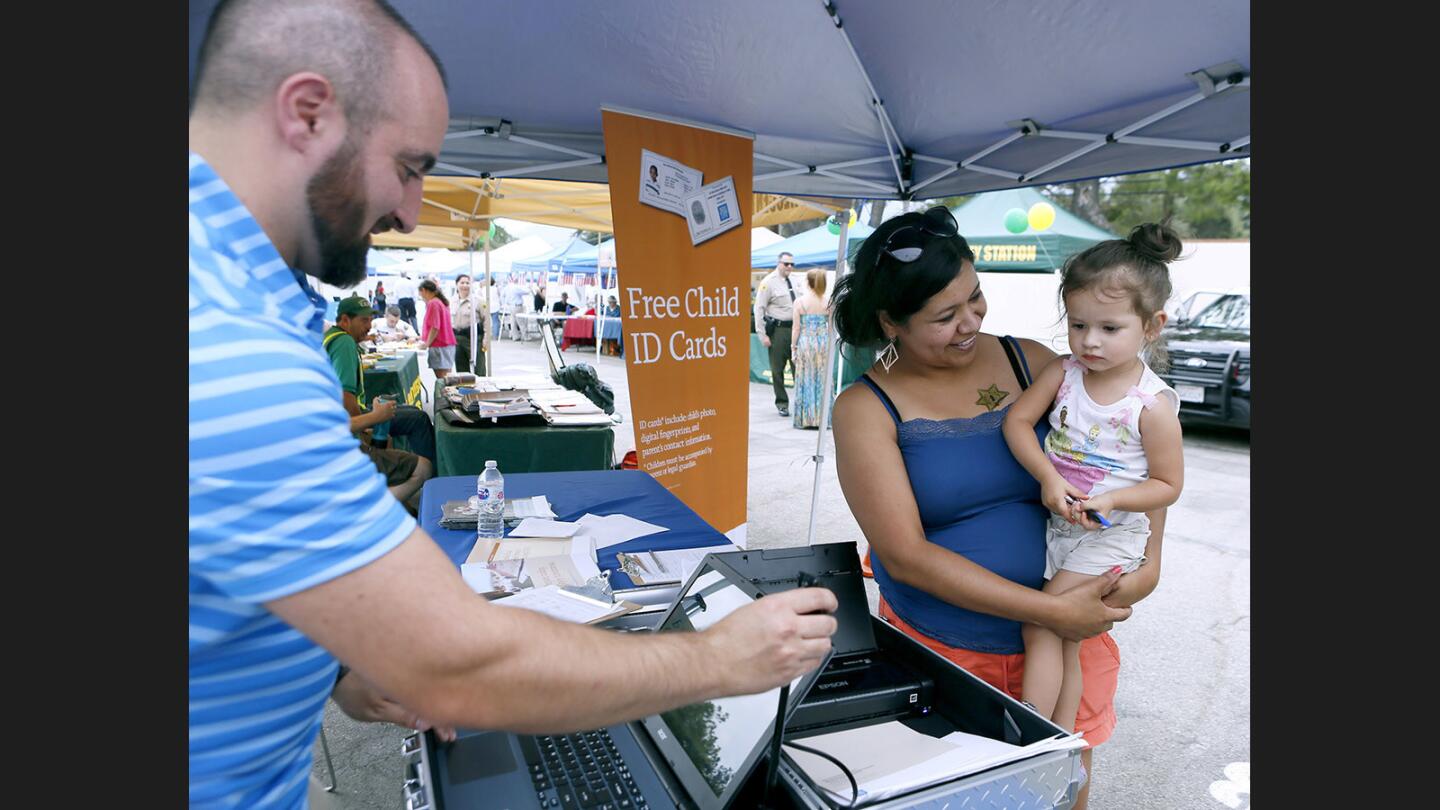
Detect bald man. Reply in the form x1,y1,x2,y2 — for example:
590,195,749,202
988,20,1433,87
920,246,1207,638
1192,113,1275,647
188,2,837,807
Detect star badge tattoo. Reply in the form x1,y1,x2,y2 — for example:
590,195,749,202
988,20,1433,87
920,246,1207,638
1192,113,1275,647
976,383,1009,411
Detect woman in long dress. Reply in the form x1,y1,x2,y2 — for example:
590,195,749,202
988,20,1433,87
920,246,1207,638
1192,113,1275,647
790,268,833,429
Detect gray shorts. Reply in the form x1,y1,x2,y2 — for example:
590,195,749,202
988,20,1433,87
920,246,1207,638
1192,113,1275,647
427,344,456,369
1044,513,1149,579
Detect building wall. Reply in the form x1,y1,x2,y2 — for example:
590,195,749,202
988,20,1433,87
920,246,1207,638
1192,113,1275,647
976,239,1251,353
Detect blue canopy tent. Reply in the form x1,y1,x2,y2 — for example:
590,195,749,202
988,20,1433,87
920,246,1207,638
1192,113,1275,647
365,248,407,276
750,222,874,270
194,1,1247,200
559,238,616,275
510,236,595,276
191,0,1248,545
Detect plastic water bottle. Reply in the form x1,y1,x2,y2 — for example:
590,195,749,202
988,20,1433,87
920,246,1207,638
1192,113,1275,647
371,395,393,443
476,460,505,539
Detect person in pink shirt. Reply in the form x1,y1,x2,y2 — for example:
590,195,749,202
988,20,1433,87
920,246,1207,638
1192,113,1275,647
418,279,456,378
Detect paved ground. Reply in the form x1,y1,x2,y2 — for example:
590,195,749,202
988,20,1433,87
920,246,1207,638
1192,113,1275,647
314,336,1250,810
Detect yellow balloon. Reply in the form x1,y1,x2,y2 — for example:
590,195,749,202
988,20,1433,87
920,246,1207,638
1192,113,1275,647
847,208,858,227
1028,202,1056,232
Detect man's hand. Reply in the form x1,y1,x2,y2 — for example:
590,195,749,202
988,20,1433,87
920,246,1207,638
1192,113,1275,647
702,587,838,695
371,398,398,421
1046,569,1132,641
759,334,771,348
332,669,457,742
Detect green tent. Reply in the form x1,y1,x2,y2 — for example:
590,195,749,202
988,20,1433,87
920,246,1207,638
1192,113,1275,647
950,187,1117,273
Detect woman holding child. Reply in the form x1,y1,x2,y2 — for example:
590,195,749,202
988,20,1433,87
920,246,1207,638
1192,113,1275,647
830,207,1181,809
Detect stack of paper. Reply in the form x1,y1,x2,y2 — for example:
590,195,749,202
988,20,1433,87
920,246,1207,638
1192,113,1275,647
784,721,1084,805
529,389,612,425
441,496,555,529
440,499,480,529
615,544,738,586
506,495,556,521
490,585,640,625
465,535,601,589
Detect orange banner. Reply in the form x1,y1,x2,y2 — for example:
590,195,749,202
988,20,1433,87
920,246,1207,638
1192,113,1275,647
602,109,753,543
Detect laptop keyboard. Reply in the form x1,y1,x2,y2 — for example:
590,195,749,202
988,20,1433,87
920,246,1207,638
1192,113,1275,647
519,730,650,809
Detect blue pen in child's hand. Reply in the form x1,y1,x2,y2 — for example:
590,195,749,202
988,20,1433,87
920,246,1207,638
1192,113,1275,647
1066,495,1112,528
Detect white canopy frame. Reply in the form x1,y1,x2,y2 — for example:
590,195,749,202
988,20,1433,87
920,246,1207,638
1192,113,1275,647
414,63,1248,203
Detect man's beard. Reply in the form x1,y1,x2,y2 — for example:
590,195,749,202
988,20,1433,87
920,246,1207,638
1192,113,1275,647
305,136,372,288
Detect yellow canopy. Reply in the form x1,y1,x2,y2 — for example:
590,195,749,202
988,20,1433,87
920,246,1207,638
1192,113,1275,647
373,176,848,248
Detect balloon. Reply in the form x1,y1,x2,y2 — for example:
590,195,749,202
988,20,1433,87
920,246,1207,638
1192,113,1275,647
1004,208,1029,234
827,208,858,235
1027,202,1056,232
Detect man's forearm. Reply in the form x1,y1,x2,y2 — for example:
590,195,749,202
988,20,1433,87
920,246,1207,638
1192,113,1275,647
422,608,731,733
268,530,735,736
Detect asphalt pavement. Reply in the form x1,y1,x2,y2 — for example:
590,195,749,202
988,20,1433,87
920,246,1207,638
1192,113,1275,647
312,336,1250,810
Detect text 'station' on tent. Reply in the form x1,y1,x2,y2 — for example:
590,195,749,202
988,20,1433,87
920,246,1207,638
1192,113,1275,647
951,187,1119,273
751,222,875,270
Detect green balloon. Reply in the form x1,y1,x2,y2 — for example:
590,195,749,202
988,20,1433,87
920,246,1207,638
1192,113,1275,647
1004,208,1029,234
827,218,841,235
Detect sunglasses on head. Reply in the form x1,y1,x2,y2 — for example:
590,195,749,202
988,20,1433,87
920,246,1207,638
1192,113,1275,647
881,206,959,263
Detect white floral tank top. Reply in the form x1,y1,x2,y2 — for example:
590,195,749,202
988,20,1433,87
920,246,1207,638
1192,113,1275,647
1044,357,1179,526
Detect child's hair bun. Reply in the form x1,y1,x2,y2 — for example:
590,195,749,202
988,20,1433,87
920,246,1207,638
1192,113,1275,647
1127,221,1183,264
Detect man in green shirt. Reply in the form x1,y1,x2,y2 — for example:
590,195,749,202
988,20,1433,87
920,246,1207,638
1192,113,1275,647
324,296,434,513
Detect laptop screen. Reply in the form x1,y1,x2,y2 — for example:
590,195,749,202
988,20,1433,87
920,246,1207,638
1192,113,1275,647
640,561,831,809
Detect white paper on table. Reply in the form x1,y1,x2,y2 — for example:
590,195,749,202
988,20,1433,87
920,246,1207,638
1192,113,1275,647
618,545,739,585
638,149,703,216
459,563,493,593
504,496,556,520
490,585,621,624
510,518,580,538
577,513,669,550
681,176,743,245
523,549,603,589
465,537,574,564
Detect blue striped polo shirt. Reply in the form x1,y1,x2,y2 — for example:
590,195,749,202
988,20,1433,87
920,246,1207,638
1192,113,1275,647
189,152,416,809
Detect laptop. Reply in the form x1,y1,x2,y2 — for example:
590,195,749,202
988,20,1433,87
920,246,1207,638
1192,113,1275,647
424,548,838,810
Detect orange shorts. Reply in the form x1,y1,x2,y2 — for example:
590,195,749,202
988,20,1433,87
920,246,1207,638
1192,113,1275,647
878,600,1120,749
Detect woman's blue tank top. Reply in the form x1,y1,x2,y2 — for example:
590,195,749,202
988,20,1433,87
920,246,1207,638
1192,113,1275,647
859,335,1049,654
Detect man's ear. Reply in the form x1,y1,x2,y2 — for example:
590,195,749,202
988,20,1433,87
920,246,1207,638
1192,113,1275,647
273,72,346,157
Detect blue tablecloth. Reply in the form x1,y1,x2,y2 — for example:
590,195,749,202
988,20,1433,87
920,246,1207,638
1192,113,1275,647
418,470,732,589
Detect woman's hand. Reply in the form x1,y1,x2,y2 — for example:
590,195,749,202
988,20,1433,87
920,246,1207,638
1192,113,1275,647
332,669,457,742
1041,476,1086,523
1045,568,1133,641
1103,560,1159,609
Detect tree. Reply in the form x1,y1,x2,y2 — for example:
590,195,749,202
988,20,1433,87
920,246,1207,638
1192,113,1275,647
1091,159,1249,238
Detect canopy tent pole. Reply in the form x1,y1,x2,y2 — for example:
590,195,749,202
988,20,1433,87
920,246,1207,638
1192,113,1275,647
804,207,851,547
480,232,491,374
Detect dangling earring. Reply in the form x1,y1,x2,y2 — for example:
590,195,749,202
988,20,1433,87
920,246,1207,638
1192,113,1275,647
878,338,899,373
